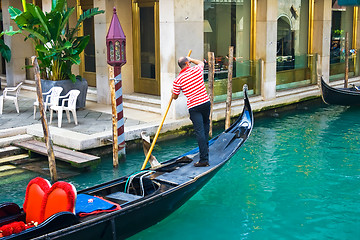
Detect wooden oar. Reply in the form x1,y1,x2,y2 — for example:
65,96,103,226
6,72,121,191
187,50,192,58
141,50,192,170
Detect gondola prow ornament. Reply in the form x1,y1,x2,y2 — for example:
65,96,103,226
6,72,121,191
106,7,126,167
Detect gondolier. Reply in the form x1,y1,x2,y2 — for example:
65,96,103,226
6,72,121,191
172,56,211,167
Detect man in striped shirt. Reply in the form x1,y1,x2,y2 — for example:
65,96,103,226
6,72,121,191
172,56,211,167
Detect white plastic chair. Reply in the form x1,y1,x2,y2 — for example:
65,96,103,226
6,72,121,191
33,86,63,119
49,89,80,128
0,82,23,115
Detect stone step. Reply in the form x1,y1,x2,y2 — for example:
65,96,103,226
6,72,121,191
86,88,98,102
22,84,36,92
0,154,29,165
0,166,33,185
24,79,35,86
0,165,25,185
123,93,161,114
0,146,25,158
123,100,161,114
0,126,27,138
0,134,34,148
0,165,16,172
123,93,161,105
0,169,25,179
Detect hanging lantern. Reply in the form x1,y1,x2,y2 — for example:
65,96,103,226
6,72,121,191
106,7,126,67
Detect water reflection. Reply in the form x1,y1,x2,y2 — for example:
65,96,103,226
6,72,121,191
130,103,360,239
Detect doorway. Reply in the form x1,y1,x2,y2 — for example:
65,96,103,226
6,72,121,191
276,16,295,71
78,0,96,87
132,0,160,95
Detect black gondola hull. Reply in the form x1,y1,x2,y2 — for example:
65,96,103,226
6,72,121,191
2,86,254,240
37,169,219,240
320,77,360,106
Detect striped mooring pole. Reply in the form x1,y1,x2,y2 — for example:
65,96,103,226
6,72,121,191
114,69,125,150
106,7,127,167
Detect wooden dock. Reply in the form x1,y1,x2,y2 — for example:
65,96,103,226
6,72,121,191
14,140,101,168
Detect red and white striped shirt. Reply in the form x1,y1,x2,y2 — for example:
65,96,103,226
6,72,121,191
173,65,209,109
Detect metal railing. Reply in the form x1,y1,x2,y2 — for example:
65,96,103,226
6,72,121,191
276,53,318,91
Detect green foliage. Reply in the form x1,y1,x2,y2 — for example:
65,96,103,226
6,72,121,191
0,38,11,62
0,27,21,63
333,29,344,37
1,0,104,82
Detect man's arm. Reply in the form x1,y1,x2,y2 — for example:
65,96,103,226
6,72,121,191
188,57,204,68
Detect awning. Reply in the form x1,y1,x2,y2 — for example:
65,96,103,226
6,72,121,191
204,0,243,3
338,0,360,6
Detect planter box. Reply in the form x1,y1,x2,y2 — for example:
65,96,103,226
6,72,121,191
41,79,88,108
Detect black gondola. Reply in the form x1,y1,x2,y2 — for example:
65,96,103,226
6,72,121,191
0,86,253,240
320,77,360,106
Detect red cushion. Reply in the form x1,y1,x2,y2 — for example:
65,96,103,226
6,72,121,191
40,181,76,222
0,221,25,237
23,177,51,224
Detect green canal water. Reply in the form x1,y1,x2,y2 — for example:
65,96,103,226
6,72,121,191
1,101,360,239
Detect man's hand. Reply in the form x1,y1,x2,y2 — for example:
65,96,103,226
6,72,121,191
171,89,178,99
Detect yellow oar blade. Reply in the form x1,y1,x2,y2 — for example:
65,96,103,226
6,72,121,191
141,131,160,168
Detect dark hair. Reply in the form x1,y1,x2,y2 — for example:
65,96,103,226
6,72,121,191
178,57,188,69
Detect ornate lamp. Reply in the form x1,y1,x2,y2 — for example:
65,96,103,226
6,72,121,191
106,7,126,76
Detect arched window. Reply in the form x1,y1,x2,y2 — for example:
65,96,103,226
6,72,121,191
276,0,311,91
277,16,294,71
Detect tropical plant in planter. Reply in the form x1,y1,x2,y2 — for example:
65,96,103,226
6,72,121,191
2,0,104,107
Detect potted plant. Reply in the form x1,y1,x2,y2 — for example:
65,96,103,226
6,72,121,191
1,0,104,108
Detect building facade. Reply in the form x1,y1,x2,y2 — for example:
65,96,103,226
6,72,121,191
1,0,360,119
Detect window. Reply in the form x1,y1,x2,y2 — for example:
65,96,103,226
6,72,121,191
330,1,355,81
204,0,259,101
276,0,313,91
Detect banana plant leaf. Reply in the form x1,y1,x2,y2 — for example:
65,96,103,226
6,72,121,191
0,39,11,62
1,0,104,82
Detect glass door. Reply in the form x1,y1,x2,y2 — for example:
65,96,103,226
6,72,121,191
78,0,96,87
133,0,160,95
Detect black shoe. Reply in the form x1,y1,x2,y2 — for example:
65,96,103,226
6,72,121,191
194,161,209,167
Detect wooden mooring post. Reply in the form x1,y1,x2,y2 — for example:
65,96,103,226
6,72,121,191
345,32,349,88
208,52,215,138
109,67,119,168
225,46,234,130
31,56,57,182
